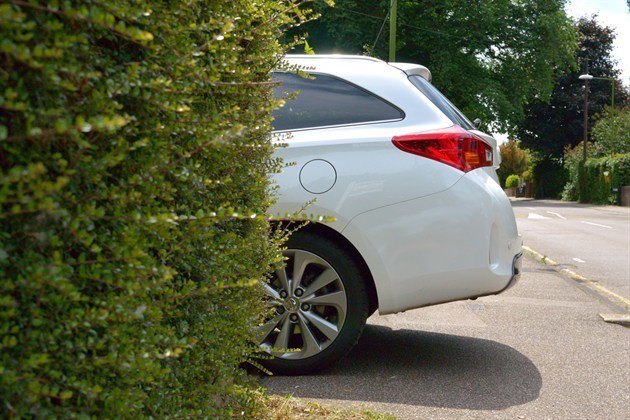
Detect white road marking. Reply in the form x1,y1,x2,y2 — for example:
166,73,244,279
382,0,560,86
528,212,550,220
581,221,613,229
572,257,586,263
546,211,566,219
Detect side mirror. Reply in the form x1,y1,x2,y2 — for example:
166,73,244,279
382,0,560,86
472,118,481,129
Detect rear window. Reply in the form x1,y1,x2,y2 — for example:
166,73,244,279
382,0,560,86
408,75,474,130
272,72,404,131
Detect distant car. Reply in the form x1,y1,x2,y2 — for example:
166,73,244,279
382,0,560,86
259,55,522,374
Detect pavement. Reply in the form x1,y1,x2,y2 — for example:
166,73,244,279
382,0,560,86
262,202,630,419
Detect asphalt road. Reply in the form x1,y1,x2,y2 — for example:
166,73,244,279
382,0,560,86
512,199,630,301
262,206,630,418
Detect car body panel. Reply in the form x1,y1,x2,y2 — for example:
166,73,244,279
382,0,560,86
341,169,521,314
271,123,466,231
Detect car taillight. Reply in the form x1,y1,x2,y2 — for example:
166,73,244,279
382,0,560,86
392,125,493,172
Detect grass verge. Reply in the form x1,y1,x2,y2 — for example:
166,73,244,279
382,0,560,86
257,393,395,419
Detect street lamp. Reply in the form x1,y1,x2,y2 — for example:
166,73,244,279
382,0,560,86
578,73,593,203
578,73,617,159
578,74,592,163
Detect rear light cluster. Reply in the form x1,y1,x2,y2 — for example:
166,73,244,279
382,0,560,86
392,125,493,173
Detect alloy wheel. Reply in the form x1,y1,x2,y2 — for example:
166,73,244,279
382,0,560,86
257,249,348,359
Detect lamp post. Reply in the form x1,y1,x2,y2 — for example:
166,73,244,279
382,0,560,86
578,73,592,202
578,74,592,163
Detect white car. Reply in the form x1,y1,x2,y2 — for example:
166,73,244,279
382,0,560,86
259,55,522,374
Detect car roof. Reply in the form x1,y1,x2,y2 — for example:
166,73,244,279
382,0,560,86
283,54,431,82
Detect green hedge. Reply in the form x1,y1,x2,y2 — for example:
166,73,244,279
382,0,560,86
578,154,630,204
0,1,313,417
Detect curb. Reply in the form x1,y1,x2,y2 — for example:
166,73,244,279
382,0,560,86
599,313,630,327
521,245,630,315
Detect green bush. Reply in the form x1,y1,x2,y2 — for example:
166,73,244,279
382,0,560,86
0,1,315,417
561,142,592,201
496,140,532,188
578,154,630,204
505,174,520,189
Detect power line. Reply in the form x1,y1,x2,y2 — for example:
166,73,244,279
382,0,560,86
371,6,391,53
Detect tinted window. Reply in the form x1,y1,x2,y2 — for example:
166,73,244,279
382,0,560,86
272,72,403,131
409,75,474,130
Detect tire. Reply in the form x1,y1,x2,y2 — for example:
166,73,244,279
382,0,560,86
257,229,369,375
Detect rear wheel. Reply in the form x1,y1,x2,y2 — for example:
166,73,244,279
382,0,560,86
257,230,369,375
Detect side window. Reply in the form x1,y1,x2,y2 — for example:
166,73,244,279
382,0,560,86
408,75,474,130
272,72,404,131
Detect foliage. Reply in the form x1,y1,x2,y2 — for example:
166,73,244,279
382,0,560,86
505,175,520,189
591,107,630,155
518,17,629,199
578,154,630,204
531,157,567,199
518,17,629,160
296,0,576,133
496,140,532,188
0,0,318,417
563,109,630,202
561,141,600,201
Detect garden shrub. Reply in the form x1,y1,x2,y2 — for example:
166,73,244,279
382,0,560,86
496,140,532,189
505,174,520,189
579,154,630,204
0,0,318,417
561,141,608,202
562,127,630,203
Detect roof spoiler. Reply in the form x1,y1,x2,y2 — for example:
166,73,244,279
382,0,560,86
389,62,432,82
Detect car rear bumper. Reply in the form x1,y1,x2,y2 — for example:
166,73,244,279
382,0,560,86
505,252,523,291
342,168,522,315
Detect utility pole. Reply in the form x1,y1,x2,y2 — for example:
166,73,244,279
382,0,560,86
389,0,397,62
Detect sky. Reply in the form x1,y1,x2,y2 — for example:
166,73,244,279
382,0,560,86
566,0,630,84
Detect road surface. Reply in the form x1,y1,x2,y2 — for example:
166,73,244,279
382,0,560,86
512,199,630,302
262,257,629,419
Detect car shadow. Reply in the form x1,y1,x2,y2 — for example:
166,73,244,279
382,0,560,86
262,324,542,410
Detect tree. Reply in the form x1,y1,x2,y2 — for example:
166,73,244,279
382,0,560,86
519,17,628,157
591,108,630,155
496,140,532,187
516,16,629,197
298,0,576,133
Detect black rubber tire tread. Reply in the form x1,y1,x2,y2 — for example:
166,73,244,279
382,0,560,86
261,229,370,375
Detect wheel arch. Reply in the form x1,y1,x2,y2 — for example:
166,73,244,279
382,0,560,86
275,221,379,316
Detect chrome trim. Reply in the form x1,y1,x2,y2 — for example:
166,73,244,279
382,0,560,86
271,117,404,135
